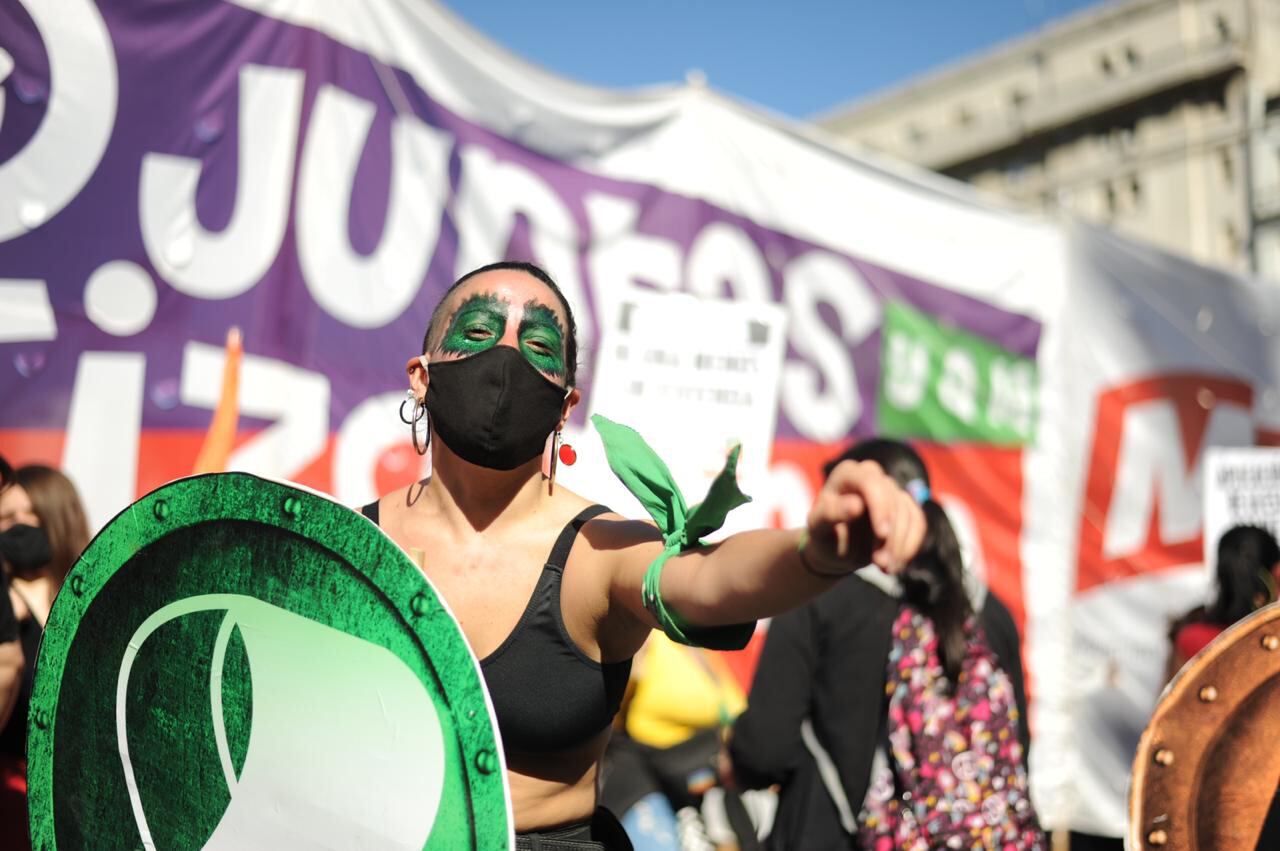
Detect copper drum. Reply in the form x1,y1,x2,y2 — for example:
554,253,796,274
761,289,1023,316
1129,601,1280,850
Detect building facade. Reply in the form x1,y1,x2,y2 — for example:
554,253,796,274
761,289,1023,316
818,0,1280,282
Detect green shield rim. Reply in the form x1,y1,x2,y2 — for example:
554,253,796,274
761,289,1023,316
26,471,512,850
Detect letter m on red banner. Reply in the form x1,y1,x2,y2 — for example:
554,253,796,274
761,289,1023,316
1077,374,1256,594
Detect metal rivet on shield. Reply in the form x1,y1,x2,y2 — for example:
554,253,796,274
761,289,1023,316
152,499,170,522
410,592,430,617
69,574,85,597
282,496,302,520
1262,634,1279,651
33,709,49,730
467,708,478,722
475,749,498,775
1198,685,1218,703
1153,748,1174,766
1147,828,1168,846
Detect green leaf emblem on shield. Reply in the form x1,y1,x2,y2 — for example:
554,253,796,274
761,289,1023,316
26,473,511,850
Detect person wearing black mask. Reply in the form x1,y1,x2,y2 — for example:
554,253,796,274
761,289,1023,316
0,462,89,850
0,456,24,733
359,261,927,851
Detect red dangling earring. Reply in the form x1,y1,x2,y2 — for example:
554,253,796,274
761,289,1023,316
549,430,577,495
558,441,577,467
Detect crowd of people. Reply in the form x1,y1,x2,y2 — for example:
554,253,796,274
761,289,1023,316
0,262,1276,850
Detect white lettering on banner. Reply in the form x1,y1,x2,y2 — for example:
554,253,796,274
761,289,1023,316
140,64,304,299
62,352,145,532
686,222,773,303
181,342,330,480
0,280,57,341
779,250,879,442
883,330,929,410
453,146,593,352
1103,400,1253,560
297,86,452,328
0,0,117,242
0,47,9,126
334,392,427,505
938,348,979,425
583,193,681,334
989,359,1036,437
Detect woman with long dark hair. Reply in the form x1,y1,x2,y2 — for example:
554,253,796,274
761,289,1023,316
729,438,1041,849
0,464,90,851
1168,525,1280,677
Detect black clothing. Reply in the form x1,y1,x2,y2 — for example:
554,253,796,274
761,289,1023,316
0,612,40,758
514,807,633,850
729,574,1030,850
730,575,897,851
360,501,632,753
0,573,17,643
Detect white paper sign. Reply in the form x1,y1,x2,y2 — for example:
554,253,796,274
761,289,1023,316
564,289,788,537
1202,446,1280,569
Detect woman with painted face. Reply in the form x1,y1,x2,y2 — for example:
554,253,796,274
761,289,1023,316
0,463,89,851
361,261,926,850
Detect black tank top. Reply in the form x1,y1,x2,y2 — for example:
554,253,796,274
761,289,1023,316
361,501,632,753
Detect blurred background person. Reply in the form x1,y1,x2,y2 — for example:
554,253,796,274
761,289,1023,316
602,632,768,851
1166,524,1280,680
727,438,1037,849
827,438,1031,754
0,463,90,851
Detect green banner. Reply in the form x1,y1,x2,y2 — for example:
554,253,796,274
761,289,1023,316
876,301,1038,445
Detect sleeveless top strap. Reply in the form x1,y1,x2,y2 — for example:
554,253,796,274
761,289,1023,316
545,504,611,571
360,500,380,525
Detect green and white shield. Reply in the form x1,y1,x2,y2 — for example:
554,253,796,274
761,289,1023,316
27,473,512,850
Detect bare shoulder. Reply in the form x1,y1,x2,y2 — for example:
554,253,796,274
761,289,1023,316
579,513,663,551
367,480,428,522
550,485,662,562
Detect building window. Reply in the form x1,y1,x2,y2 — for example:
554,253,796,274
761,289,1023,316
1221,148,1235,184
1215,14,1231,43
1129,174,1142,207
1125,45,1141,68
956,106,974,127
905,123,926,145
1105,182,1118,215
1010,88,1029,110
1099,54,1115,76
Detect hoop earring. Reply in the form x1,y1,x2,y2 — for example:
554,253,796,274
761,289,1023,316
401,391,430,456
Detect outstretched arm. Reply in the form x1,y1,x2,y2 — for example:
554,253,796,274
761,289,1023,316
604,459,925,637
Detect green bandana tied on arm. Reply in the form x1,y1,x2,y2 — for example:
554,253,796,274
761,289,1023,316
591,414,757,651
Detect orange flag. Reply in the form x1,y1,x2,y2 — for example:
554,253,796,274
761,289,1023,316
192,327,243,474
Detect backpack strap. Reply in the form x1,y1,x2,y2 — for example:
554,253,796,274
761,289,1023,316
800,719,858,835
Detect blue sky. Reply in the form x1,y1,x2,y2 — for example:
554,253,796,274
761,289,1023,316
443,0,1106,119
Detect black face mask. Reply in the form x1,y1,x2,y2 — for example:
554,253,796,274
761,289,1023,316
0,523,53,575
425,346,568,471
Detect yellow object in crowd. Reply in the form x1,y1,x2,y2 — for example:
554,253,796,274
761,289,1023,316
624,632,747,750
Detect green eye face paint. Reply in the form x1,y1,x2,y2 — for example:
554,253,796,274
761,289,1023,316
438,293,507,357
518,301,566,379
437,293,566,379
